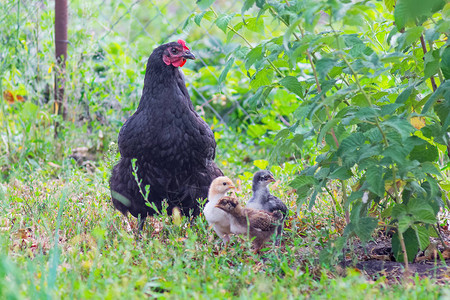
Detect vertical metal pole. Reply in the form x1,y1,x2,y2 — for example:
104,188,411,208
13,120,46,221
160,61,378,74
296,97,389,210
54,0,68,137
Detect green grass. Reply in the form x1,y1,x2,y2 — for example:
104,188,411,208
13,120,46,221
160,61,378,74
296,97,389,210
1,0,449,298
0,164,448,299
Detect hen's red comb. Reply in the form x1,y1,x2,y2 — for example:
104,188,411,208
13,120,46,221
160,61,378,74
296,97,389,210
177,39,190,51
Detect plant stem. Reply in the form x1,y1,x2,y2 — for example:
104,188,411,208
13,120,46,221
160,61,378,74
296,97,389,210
340,179,350,224
398,230,410,274
428,40,445,84
325,186,343,213
210,7,284,78
391,167,399,202
339,54,389,147
272,3,340,148
0,84,11,162
419,34,437,92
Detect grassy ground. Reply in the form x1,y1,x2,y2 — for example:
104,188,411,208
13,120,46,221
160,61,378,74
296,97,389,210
1,0,449,298
1,161,449,299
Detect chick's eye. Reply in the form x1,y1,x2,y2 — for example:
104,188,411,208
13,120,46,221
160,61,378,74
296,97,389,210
222,182,227,186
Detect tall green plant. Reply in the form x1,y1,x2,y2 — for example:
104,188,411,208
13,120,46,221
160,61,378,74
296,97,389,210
194,0,450,268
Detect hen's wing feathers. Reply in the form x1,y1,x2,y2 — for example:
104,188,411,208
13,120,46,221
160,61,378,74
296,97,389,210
117,111,150,158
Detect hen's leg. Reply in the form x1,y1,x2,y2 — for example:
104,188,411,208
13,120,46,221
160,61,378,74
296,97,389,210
137,215,146,232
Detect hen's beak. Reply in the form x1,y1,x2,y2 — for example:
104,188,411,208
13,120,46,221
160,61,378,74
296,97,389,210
182,50,195,60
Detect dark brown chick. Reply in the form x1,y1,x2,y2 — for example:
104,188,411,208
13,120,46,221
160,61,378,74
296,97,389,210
215,196,283,250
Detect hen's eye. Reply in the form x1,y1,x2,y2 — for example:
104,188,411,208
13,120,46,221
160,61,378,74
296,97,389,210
171,48,178,54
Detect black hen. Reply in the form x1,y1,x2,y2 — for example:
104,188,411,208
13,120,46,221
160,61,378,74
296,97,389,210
246,170,288,244
110,40,223,229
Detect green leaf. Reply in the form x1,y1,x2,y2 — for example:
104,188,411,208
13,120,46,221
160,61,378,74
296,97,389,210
250,68,274,90
273,128,290,141
435,100,450,130
218,57,234,86
441,46,450,80
420,162,441,176
253,159,269,170
215,14,233,33
21,102,38,122
279,76,303,97
338,133,366,154
384,0,395,12
412,225,430,251
424,50,440,79
394,0,446,30
366,165,385,197
245,45,263,70
383,117,416,139
111,191,131,207
421,80,450,113
182,14,194,31
410,141,439,163
290,175,317,200
424,176,440,203
194,12,206,25
242,0,255,14
194,11,214,25
290,175,317,188
246,17,264,33
354,217,378,243
383,145,409,164
395,85,415,104
283,17,302,50
255,0,265,8
355,107,379,120
346,39,367,57
316,58,337,79
392,228,419,263
398,215,412,233
318,118,340,147
407,198,437,224
329,166,352,180
343,34,365,47
402,26,424,48
392,203,407,219
394,0,409,30
196,0,214,10
246,85,272,108
247,124,267,138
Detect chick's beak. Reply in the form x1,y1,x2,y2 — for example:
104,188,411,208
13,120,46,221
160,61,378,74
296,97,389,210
182,50,195,60
267,176,275,183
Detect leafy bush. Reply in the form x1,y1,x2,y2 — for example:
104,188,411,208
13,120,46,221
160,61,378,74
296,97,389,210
193,0,450,265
